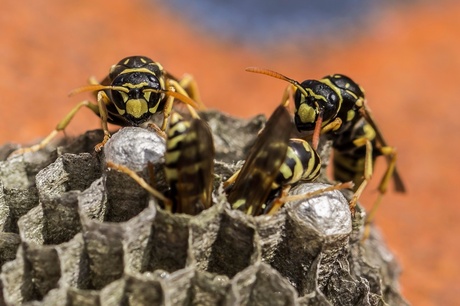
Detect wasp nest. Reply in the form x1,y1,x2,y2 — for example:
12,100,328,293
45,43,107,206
0,111,408,305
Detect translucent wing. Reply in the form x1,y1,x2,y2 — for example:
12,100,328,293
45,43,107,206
227,105,292,216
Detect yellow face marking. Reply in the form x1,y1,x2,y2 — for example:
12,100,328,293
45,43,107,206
297,103,317,124
113,103,126,115
143,91,151,102
119,92,129,104
122,82,149,89
126,99,148,118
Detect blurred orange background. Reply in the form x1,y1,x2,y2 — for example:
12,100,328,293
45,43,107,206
1,1,459,305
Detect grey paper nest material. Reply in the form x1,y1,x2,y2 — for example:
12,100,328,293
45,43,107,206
0,110,408,306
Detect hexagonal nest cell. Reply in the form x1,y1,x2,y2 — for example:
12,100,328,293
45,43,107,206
0,110,408,306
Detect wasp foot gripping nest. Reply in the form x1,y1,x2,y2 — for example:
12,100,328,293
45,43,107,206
0,110,408,306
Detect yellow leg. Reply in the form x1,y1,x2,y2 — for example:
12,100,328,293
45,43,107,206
162,81,201,129
320,117,343,134
177,74,206,110
167,79,201,119
348,139,373,214
280,84,296,109
282,181,354,210
160,89,175,131
10,100,101,156
94,91,113,151
146,123,167,139
359,145,398,242
266,185,292,215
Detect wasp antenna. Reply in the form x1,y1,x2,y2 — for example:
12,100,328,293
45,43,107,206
164,90,200,110
68,84,129,97
144,88,201,117
246,67,299,85
245,67,311,100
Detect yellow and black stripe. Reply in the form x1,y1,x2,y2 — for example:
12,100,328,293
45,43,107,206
164,112,215,215
273,138,321,188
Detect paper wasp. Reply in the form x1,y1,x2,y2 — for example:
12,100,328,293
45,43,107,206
12,56,204,155
108,112,214,215
225,105,351,216
245,68,405,220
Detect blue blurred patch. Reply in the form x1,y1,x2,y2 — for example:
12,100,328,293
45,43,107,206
163,0,385,45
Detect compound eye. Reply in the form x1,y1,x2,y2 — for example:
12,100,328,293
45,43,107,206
147,74,161,89
110,90,128,111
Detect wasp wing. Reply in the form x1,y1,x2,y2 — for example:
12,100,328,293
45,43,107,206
226,105,292,216
173,119,214,215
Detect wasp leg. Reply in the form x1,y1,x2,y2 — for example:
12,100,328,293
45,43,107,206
266,185,292,215
281,181,354,209
177,74,206,110
10,100,101,157
280,84,296,109
94,91,112,151
320,117,342,134
159,83,176,131
167,79,200,119
106,161,173,212
362,146,398,241
223,169,240,190
146,123,167,139
160,81,200,131
348,139,373,214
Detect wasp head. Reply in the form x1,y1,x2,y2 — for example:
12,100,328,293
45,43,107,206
294,80,341,132
108,56,166,125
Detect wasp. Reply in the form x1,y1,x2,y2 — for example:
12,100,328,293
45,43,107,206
12,56,204,155
245,68,405,219
163,112,215,214
107,111,214,215
225,105,350,216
